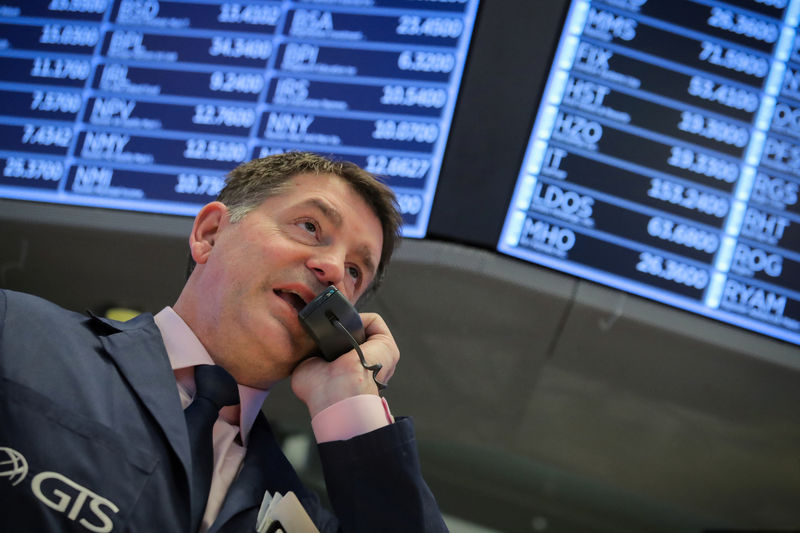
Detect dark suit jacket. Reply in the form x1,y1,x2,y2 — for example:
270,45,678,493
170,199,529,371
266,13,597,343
0,289,446,532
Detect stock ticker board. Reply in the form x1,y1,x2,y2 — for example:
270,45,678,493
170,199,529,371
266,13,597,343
0,0,479,237
499,0,800,346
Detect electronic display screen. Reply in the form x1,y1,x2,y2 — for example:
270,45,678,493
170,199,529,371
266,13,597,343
0,0,480,237
499,0,800,346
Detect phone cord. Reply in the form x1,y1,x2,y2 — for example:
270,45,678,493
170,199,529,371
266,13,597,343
331,319,387,392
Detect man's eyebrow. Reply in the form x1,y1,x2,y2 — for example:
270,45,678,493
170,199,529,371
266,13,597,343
301,198,378,278
303,198,342,227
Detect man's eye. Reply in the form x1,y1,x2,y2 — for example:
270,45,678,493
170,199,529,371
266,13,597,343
300,220,317,234
347,266,361,281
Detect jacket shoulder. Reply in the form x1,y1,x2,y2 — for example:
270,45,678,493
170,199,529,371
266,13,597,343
0,289,95,340
1,289,84,320
0,289,155,334
0,289,159,364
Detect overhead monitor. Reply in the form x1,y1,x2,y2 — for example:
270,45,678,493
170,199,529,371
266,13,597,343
0,0,480,237
499,0,800,346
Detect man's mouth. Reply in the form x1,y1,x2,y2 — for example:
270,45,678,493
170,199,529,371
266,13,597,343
274,289,308,313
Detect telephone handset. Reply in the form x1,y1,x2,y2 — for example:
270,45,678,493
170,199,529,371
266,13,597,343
298,286,386,390
298,286,365,362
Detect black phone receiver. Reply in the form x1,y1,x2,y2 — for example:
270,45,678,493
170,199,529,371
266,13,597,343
298,286,386,391
298,286,365,362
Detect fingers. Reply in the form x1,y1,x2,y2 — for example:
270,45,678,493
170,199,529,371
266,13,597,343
359,312,398,383
291,313,399,417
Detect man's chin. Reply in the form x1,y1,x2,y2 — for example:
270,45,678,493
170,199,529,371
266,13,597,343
291,342,320,369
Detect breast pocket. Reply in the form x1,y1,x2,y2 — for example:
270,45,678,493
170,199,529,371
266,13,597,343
0,378,159,533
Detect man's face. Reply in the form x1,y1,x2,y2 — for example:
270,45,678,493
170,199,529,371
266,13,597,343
190,173,384,388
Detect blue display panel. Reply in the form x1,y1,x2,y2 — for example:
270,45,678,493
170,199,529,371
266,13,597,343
499,0,800,346
0,0,479,238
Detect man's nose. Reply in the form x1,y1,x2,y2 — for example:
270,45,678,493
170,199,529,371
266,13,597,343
307,251,345,288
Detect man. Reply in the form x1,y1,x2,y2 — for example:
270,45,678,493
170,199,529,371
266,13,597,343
0,152,447,532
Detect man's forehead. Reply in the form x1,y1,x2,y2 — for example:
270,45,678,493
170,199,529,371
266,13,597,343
275,175,356,218
272,173,351,204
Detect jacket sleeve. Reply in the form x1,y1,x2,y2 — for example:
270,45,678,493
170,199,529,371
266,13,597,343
316,417,448,533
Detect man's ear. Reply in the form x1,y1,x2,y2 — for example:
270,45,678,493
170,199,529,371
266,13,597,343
189,201,228,265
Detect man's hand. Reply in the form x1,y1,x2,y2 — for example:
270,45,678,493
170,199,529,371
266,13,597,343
291,312,398,418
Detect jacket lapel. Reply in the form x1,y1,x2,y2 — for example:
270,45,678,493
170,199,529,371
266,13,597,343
211,414,312,532
210,415,275,531
90,313,316,533
92,313,192,481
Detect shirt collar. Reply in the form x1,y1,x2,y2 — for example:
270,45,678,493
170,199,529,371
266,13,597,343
153,306,269,445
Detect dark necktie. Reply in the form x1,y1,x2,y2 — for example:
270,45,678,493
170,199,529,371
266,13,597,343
184,364,240,533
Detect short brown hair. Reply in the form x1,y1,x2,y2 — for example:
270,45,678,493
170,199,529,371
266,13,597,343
214,151,402,298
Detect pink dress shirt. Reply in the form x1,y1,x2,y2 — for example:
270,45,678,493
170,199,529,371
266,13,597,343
153,307,393,531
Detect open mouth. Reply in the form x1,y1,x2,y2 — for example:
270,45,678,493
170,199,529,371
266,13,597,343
274,289,308,313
